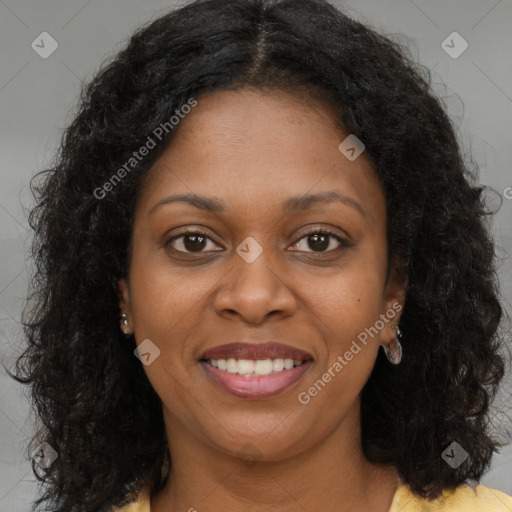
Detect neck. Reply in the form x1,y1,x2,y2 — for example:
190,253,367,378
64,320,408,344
151,400,400,512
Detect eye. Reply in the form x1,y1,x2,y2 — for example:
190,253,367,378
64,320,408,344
165,229,222,253
289,228,348,253
165,227,349,255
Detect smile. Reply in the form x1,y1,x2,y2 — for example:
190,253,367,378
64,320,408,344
208,357,305,376
200,358,313,399
199,341,314,399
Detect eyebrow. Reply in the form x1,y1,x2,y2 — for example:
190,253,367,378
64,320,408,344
282,190,366,218
148,190,366,218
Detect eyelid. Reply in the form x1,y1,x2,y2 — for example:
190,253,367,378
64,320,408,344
165,227,223,250
289,226,350,252
292,226,349,245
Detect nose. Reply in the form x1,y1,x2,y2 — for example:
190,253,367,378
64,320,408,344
213,249,297,325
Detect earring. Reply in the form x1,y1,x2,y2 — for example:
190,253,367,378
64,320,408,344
382,325,403,365
120,313,129,334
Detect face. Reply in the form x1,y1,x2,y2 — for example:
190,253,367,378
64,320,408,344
118,87,405,461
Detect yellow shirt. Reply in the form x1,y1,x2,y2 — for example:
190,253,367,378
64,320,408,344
113,482,512,511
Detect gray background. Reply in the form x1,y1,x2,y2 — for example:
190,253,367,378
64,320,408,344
1,0,511,509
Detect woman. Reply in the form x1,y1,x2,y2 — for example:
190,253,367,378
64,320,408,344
11,0,512,510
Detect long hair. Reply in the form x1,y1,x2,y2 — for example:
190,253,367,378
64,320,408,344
9,0,508,510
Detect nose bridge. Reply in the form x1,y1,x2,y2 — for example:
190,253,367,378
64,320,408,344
232,236,282,296
214,236,295,322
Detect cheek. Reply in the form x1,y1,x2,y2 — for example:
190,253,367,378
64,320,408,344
127,265,186,385
127,261,204,406
129,249,204,335
295,271,382,416
303,260,385,335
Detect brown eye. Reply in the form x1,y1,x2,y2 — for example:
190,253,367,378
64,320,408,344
182,233,207,252
166,231,222,253
290,229,347,253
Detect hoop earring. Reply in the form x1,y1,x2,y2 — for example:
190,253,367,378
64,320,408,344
120,313,129,334
382,325,403,365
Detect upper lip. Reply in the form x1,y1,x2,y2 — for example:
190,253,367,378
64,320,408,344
200,342,313,361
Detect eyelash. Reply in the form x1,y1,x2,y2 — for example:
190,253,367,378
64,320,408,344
165,227,349,255
290,227,349,251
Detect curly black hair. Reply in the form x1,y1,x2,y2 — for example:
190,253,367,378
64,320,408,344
8,0,510,510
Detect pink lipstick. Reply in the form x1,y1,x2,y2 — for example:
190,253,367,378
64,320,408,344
199,342,313,399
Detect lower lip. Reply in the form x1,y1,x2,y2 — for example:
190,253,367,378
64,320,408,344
200,360,313,399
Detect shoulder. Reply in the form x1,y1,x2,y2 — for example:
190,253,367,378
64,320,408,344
390,482,512,511
109,482,512,511
110,486,151,512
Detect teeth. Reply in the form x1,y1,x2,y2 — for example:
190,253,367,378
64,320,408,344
284,359,294,370
208,358,303,376
238,359,255,374
272,358,284,372
226,358,238,373
255,359,273,375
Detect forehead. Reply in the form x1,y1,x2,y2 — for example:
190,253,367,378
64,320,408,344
136,88,384,222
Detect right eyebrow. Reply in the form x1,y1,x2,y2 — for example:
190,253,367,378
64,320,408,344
148,194,225,215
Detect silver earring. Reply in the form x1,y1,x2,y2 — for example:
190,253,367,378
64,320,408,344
120,313,129,334
382,325,403,365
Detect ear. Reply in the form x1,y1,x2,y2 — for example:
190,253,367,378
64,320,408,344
117,277,133,335
381,265,407,344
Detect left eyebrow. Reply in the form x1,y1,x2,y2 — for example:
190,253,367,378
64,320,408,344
282,191,367,218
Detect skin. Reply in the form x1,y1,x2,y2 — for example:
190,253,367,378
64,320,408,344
118,87,406,512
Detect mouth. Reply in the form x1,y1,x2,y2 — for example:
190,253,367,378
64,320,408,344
204,357,307,375
199,342,313,399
